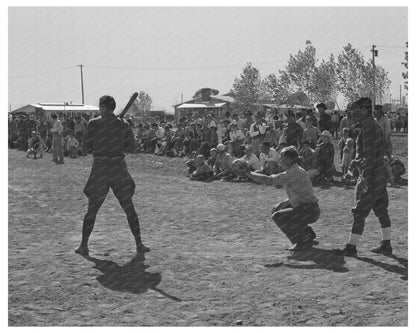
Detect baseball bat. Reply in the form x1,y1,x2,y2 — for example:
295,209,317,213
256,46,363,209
118,92,139,119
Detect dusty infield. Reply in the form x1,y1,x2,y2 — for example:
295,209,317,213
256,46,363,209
8,140,408,326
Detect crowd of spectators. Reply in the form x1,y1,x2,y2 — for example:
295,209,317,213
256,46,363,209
8,103,406,186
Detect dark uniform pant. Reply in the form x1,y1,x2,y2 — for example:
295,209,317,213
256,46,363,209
351,164,391,235
272,203,320,244
81,157,142,246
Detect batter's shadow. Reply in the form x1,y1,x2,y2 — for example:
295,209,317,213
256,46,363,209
83,254,182,301
266,247,349,273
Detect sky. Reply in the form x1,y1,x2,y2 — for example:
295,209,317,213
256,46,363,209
8,6,408,114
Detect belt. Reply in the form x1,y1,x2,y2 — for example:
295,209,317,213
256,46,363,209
93,155,124,160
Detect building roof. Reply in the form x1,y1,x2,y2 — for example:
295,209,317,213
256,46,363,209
176,102,226,109
210,95,235,103
11,103,99,114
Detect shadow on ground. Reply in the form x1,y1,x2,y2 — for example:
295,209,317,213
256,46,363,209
355,254,408,281
265,247,348,273
83,254,182,301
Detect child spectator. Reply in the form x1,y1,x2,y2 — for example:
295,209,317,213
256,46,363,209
341,138,355,175
189,155,213,182
185,151,198,176
317,130,335,185
66,132,79,158
338,127,350,162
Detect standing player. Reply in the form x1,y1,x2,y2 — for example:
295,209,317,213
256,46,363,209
75,95,150,256
334,97,393,257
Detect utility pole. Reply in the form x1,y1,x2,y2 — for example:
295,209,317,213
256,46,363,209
399,85,402,106
78,64,85,104
370,45,378,109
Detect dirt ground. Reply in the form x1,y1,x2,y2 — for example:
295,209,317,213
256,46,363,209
8,135,408,326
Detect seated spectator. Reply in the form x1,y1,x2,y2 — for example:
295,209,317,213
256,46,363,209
207,148,218,168
185,151,198,176
66,132,79,158
390,156,406,185
232,145,261,181
26,131,46,159
255,141,282,175
264,124,278,148
299,140,320,182
190,155,213,182
212,143,236,181
303,116,321,148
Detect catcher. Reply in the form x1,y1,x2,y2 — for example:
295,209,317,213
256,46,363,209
75,95,150,256
241,146,320,252
26,131,46,159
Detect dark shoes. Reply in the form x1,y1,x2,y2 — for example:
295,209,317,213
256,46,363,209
333,244,357,257
75,245,89,256
136,243,150,254
370,241,393,255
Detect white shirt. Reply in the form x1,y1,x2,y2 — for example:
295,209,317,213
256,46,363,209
249,122,267,138
229,129,245,142
51,120,63,134
240,153,261,171
259,147,280,168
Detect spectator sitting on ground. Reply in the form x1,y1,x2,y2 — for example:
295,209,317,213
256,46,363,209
341,138,355,176
207,148,218,168
185,151,198,176
232,144,262,181
299,139,320,182
303,116,321,148
26,131,46,159
255,141,282,176
212,143,236,181
264,123,278,148
317,130,335,185
189,155,214,182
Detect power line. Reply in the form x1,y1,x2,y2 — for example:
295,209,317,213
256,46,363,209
8,66,74,79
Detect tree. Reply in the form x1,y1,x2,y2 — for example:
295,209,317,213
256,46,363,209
283,40,317,104
336,43,390,103
129,90,152,117
402,41,408,93
311,54,338,105
232,62,263,114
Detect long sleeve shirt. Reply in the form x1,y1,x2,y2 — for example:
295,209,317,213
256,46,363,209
259,148,280,169
214,152,234,173
50,120,63,134
229,129,245,142
375,116,392,142
82,113,136,158
356,116,385,178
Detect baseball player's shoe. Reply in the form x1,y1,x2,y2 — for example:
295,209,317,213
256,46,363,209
136,243,150,254
370,241,393,255
332,244,357,257
75,245,89,256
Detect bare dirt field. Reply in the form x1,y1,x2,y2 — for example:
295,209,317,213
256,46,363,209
8,135,408,326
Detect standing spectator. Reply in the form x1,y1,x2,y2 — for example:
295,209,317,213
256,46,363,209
227,123,246,157
24,114,37,150
317,103,331,132
330,111,340,138
334,97,392,257
338,127,350,162
37,119,48,143
278,110,304,149
296,111,306,130
306,109,318,128
249,112,267,156
74,117,86,147
374,105,392,157
317,130,335,185
341,138,355,175
50,114,64,164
